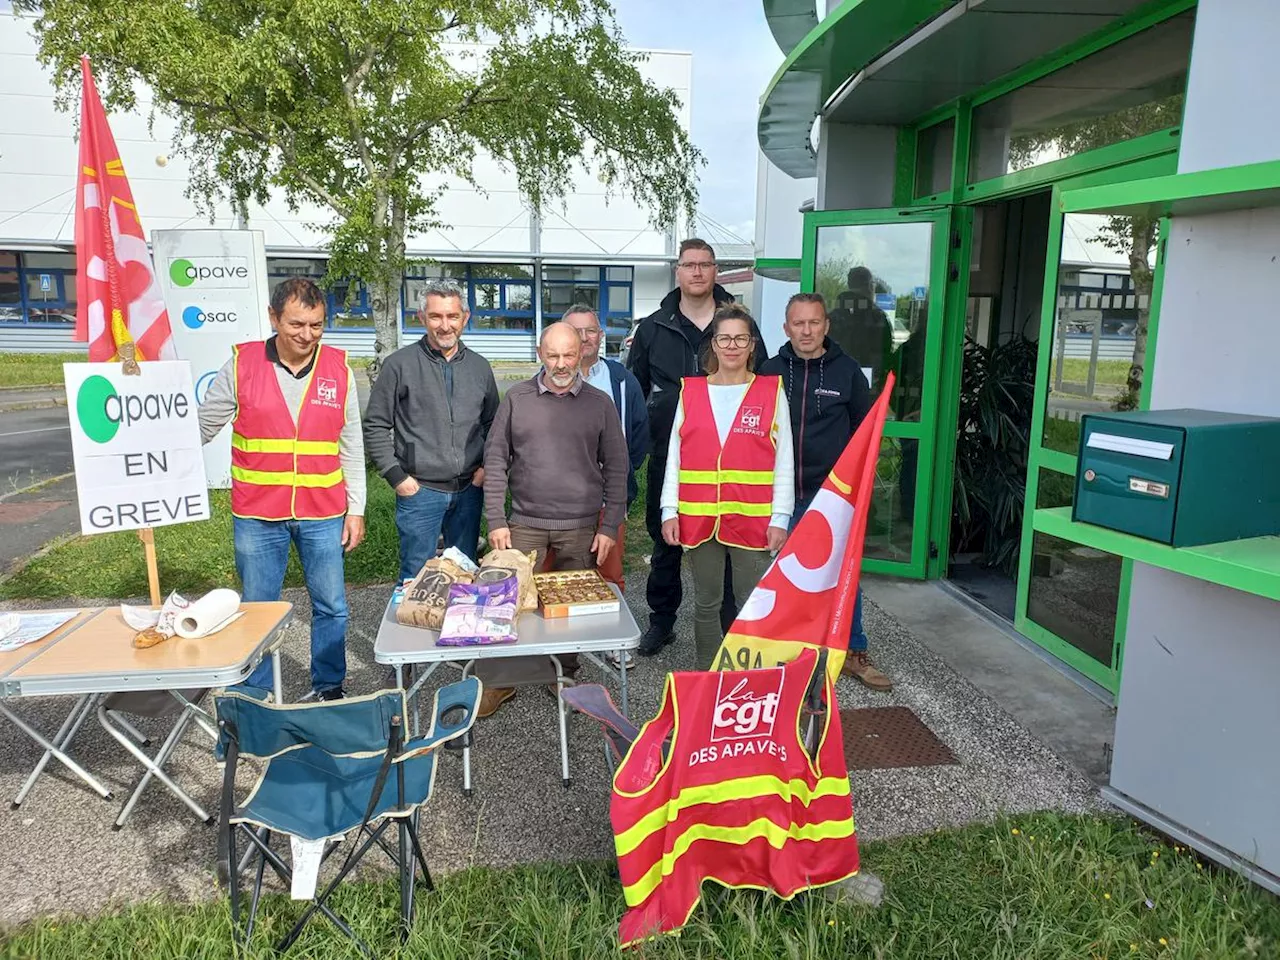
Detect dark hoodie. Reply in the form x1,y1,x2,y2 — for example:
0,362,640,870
760,337,871,504
626,284,768,455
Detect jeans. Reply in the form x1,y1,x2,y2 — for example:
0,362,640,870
790,495,867,653
644,455,736,633
234,516,349,694
685,541,771,671
395,483,483,581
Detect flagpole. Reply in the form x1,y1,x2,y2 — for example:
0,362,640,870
79,55,165,609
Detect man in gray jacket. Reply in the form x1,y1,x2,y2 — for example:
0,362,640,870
364,279,501,581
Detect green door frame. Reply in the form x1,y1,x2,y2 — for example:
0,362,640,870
800,206,953,579
1012,165,1175,693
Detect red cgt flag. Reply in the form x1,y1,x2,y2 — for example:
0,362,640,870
74,56,175,362
714,374,895,683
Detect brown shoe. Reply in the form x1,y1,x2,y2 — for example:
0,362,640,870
477,687,516,718
842,652,893,692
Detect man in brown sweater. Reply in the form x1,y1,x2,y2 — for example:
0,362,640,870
479,321,629,717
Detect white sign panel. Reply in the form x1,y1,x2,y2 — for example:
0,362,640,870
64,361,211,535
153,229,273,489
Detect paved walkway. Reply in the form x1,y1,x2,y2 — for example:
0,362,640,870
0,570,1102,928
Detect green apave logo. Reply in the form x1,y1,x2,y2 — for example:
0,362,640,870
76,374,190,444
170,258,195,287
76,375,120,443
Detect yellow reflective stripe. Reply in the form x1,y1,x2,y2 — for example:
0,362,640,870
615,775,849,857
622,816,855,906
677,469,773,485
677,500,773,518
231,467,343,488
231,435,339,456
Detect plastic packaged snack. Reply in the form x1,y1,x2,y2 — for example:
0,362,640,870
436,575,520,646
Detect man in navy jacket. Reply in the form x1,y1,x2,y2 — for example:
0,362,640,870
561,307,648,642
761,292,892,691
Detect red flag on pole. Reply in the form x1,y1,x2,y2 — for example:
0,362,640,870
713,374,895,683
74,55,175,362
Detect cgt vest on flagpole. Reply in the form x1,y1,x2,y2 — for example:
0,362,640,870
610,647,859,947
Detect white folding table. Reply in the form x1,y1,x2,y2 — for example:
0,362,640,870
0,602,292,826
373,583,641,792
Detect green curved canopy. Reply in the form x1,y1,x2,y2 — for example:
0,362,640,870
757,0,958,178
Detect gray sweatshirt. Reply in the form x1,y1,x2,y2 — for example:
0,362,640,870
197,338,366,515
363,337,500,492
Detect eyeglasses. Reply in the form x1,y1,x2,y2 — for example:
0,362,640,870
713,334,754,348
678,261,716,273
574,327,603,340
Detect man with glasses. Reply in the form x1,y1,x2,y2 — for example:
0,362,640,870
561,305,649,606
626,239,767,657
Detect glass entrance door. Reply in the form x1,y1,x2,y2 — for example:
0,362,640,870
801,208,952,578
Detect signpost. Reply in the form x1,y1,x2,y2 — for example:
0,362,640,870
64,361,210,603
152,229,272,489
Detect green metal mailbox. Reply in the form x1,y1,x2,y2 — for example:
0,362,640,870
1074,409,1280,547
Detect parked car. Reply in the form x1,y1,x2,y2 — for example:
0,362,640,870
618,320,639,366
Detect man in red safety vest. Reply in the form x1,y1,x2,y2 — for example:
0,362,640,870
198,277,365,701
611,646,859,947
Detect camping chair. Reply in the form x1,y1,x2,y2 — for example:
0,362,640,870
213,679,481,955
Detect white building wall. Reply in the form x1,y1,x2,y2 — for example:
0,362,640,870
750,146,815,355
0,13,690,358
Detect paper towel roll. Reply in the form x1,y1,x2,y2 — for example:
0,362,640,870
175,589,243,639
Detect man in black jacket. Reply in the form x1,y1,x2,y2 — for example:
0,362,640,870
626,238,768,655
364,280,501,581
761,292,892,691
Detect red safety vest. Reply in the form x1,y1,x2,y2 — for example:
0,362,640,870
676,375,780,550
230,340,349,521
610,647,859,947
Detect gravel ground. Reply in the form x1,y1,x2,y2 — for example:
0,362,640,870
0,571,1103,928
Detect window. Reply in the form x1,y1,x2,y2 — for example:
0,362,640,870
265,257,372,329
915,119,955,198
969,12,1194,183
469,263,535,333
542,264,634,354
0,251,77,325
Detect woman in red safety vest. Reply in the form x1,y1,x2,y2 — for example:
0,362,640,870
659,304,794,670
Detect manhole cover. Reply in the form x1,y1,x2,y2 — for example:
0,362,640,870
839,706,956,771
0,501,69,524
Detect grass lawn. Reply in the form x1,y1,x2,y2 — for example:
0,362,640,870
3,813,1277,959
1055,358,1129,387
0,464,657,601
0,353,86,388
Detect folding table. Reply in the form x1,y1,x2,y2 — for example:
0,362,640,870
1,602,292,826
374,584,641,792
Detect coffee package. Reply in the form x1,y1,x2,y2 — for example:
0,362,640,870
478,548,539,612
396,557,475,630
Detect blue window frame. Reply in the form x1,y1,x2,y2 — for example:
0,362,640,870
401,263,535,334
0,251,77,326
266,258,372,329
542,265,634,353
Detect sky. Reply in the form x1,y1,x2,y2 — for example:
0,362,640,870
610,0,787,244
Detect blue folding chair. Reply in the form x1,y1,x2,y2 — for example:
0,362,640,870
213,679,480,955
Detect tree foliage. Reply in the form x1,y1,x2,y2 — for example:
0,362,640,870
20,0,701,375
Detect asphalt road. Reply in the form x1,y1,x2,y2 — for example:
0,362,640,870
0,403,73,496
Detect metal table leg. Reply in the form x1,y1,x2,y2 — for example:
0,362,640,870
97,701,211,823
7,694,111,805
550,655,571,788
619,648,629,717
271,649,284,705
109,693,217,829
